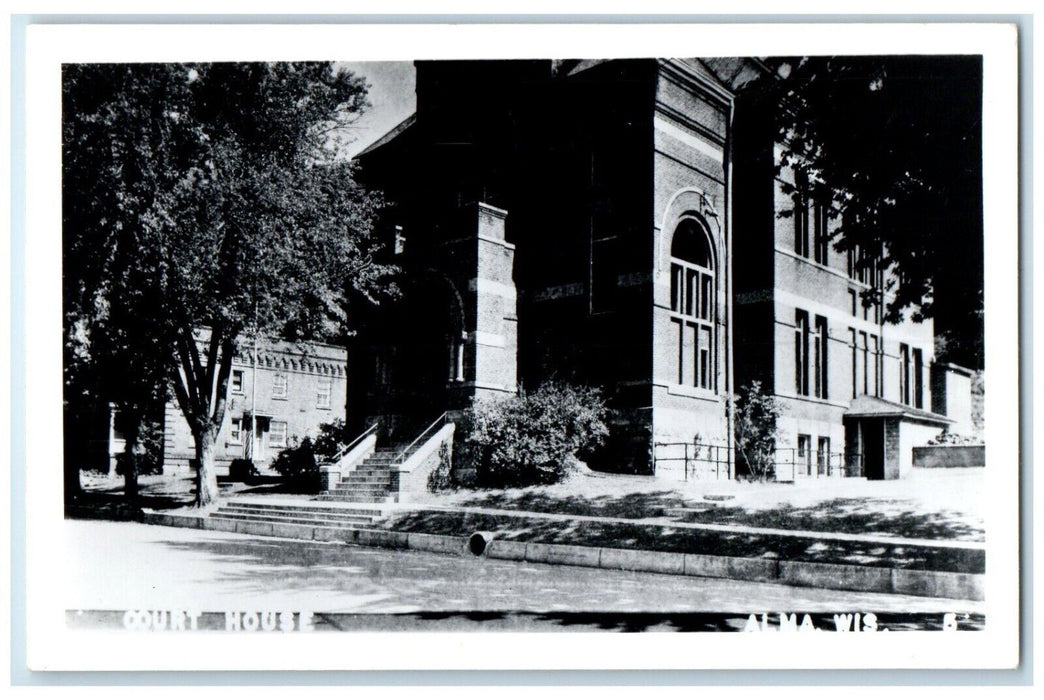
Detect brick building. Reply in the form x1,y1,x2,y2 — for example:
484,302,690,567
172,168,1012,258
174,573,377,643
730,98,952,480
352,58,963,481
162,337,348,475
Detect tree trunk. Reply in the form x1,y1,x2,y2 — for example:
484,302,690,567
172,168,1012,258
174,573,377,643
122,414,140,502
195,427,221,507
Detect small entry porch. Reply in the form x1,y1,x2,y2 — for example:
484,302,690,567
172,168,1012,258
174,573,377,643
844,396,952,480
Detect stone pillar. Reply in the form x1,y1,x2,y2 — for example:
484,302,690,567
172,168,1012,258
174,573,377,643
468,203,518,400
440,202,518,405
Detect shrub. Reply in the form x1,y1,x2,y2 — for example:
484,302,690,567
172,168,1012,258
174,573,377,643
732,380,782,481
456,381,609,488
426,443,454,493
927,432,984,446
270,419,352,491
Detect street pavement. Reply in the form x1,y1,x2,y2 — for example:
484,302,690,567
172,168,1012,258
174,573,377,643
62,520,983,631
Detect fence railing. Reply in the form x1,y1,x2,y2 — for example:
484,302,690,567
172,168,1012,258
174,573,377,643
652,442,732,481
323,422,379,466
652,441,864,481
393,412,448,465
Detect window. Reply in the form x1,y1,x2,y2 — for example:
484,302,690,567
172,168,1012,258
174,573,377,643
269,421,288,448
913,348,924,409
817,437,831,476
900,343,911,405
794,197,810,258
813,315,829,399
870,334,880,397
848,289,858,317
813,203,829,265
273,373,288,399
795,310,810,396
229,418,243,445
231,369,244,394
848,245,876,286
850,328,858,398
797,434,812,476
317,376,332,409
860,331,869,396
793,170,810,258
669,218,716,391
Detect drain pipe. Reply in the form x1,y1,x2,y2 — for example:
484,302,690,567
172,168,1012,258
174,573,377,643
468,531,497,556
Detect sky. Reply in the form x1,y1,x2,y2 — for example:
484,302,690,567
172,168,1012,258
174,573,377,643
337,61,416,157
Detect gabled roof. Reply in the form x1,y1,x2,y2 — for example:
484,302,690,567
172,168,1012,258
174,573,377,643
354,113,417,159
844,395,953,425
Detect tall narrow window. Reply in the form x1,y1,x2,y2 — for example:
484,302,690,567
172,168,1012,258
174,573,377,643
860,331,869,396
817,437,831,476
795,310,810,396
797,434,812,476
794,200,810,258
850,328,858,398
669,218,716,391
813,203,829,265
913,348,924,409
900,343,911,405
870,335,880,398
814,315,829,399
794,170,810,258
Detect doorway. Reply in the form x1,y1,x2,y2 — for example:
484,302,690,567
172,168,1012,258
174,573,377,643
860,418,885,480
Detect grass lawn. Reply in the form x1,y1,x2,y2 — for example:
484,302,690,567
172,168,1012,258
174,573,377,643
378,509,984,574
414,466,985,543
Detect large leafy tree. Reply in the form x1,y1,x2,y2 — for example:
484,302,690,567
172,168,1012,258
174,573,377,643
63,62,392,506
746,55,984,368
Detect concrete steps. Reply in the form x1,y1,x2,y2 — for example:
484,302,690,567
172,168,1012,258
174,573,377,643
210,501,384,530
321,446,406,503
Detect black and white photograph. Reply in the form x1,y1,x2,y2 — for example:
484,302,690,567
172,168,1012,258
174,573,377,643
19,22,1020,672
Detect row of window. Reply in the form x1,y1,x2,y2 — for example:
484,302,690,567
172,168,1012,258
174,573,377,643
792,188,880,291
795,310,926,407
795,434,833,477
230,368,333,409
850,329,883,399
228,418,287,448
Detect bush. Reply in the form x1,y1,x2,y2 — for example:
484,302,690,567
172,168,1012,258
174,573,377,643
732,381,782,481
270,419,352,491
426,443,454,493
455,381,609,488
229,458,259,484
927,432,984,446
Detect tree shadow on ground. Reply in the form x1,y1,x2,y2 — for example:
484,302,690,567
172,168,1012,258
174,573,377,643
381,509,985,573
458,490,688,519
454,491,982,542
679,498,984,542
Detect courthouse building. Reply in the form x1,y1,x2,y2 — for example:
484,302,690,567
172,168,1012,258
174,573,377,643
351,58,960,480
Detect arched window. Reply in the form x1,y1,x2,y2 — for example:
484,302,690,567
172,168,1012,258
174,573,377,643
669,218,716,391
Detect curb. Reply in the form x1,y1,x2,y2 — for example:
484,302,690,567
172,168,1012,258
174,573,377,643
140,511,984,601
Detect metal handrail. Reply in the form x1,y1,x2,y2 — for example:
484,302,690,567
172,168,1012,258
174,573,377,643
323,422,379,466
393,412,448,465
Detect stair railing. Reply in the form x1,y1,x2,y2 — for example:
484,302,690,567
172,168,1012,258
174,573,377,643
324,422,379,466
393,412,448,465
